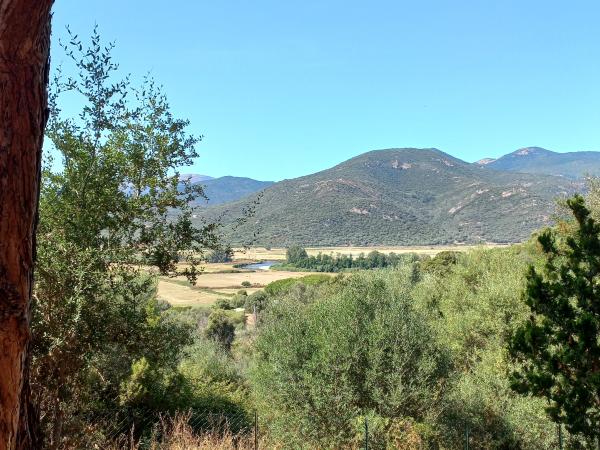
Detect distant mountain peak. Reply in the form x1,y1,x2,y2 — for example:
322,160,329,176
181,174,214,183
510,147,554,157
486,147,600,179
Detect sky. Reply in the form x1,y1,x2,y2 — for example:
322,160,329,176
50,0,600,181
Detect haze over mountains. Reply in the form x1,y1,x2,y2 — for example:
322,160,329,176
475,147,600,179
187,147,593,246
187,176,274,206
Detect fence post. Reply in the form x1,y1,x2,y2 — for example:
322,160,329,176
558,423,563,450
254,410,258,450
464,424,469,450
364,417,369,450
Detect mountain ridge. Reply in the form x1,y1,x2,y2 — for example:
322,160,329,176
193,148,580,246
478,146,600,178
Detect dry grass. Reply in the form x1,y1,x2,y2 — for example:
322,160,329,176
109,415,275,450
190,270,311,289
157,270,309,307
157,280,221,307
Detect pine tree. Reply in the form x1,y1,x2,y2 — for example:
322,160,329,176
509,195,600,442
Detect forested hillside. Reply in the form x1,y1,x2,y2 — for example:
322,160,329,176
196,148,579,246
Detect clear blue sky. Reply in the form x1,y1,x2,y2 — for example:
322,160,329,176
51,0,600,181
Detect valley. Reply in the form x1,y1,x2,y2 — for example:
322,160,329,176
157,243,506,306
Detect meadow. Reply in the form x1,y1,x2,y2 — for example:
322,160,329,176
157,263,311,306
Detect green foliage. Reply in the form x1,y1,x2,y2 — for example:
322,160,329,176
244,290,269,313
420,250,462,275
241,281,252,287
263,274,331,296
251,269,450,448
285,245,308,264
509,195,600,442
213,298,235,310
207,246,234,263
44,27,218,281
284,247,421,272
32,27,219,446
205,310,236,351
177,339,252,432
249,246,564,448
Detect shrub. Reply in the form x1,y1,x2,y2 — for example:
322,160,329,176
251,269,450,448
263,274,331,296
204,311,236,351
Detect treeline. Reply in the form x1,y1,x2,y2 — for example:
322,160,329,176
284,245,421,272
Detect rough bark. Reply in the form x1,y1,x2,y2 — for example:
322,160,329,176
0,1,54,449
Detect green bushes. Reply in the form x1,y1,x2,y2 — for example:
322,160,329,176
285,245,308,264
509,196,600,443
263,273,332,296
204,311,236,351
251,268,450,448
248,247,565,448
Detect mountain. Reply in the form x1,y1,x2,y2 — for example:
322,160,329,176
191,176,274,206
478,147,600,179
182,174,214,184
194,148,580,246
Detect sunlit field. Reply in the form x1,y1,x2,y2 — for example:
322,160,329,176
157,263,311,307
233,243,511,261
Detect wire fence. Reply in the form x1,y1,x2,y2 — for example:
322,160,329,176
61,404,580,449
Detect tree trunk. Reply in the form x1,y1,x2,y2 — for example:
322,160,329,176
0,1,54,449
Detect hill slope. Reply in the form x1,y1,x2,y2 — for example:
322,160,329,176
189,176,274,206
480,147,600,179
195,148,579,246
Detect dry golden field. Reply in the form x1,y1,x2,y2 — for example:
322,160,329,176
157,263,311,307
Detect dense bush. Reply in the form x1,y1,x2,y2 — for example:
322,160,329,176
263,273,332,296
205,311,236,351
251,268,451,448
248,245,570,448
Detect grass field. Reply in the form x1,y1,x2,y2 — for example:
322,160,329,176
157,264,311,307
232,244,510,261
